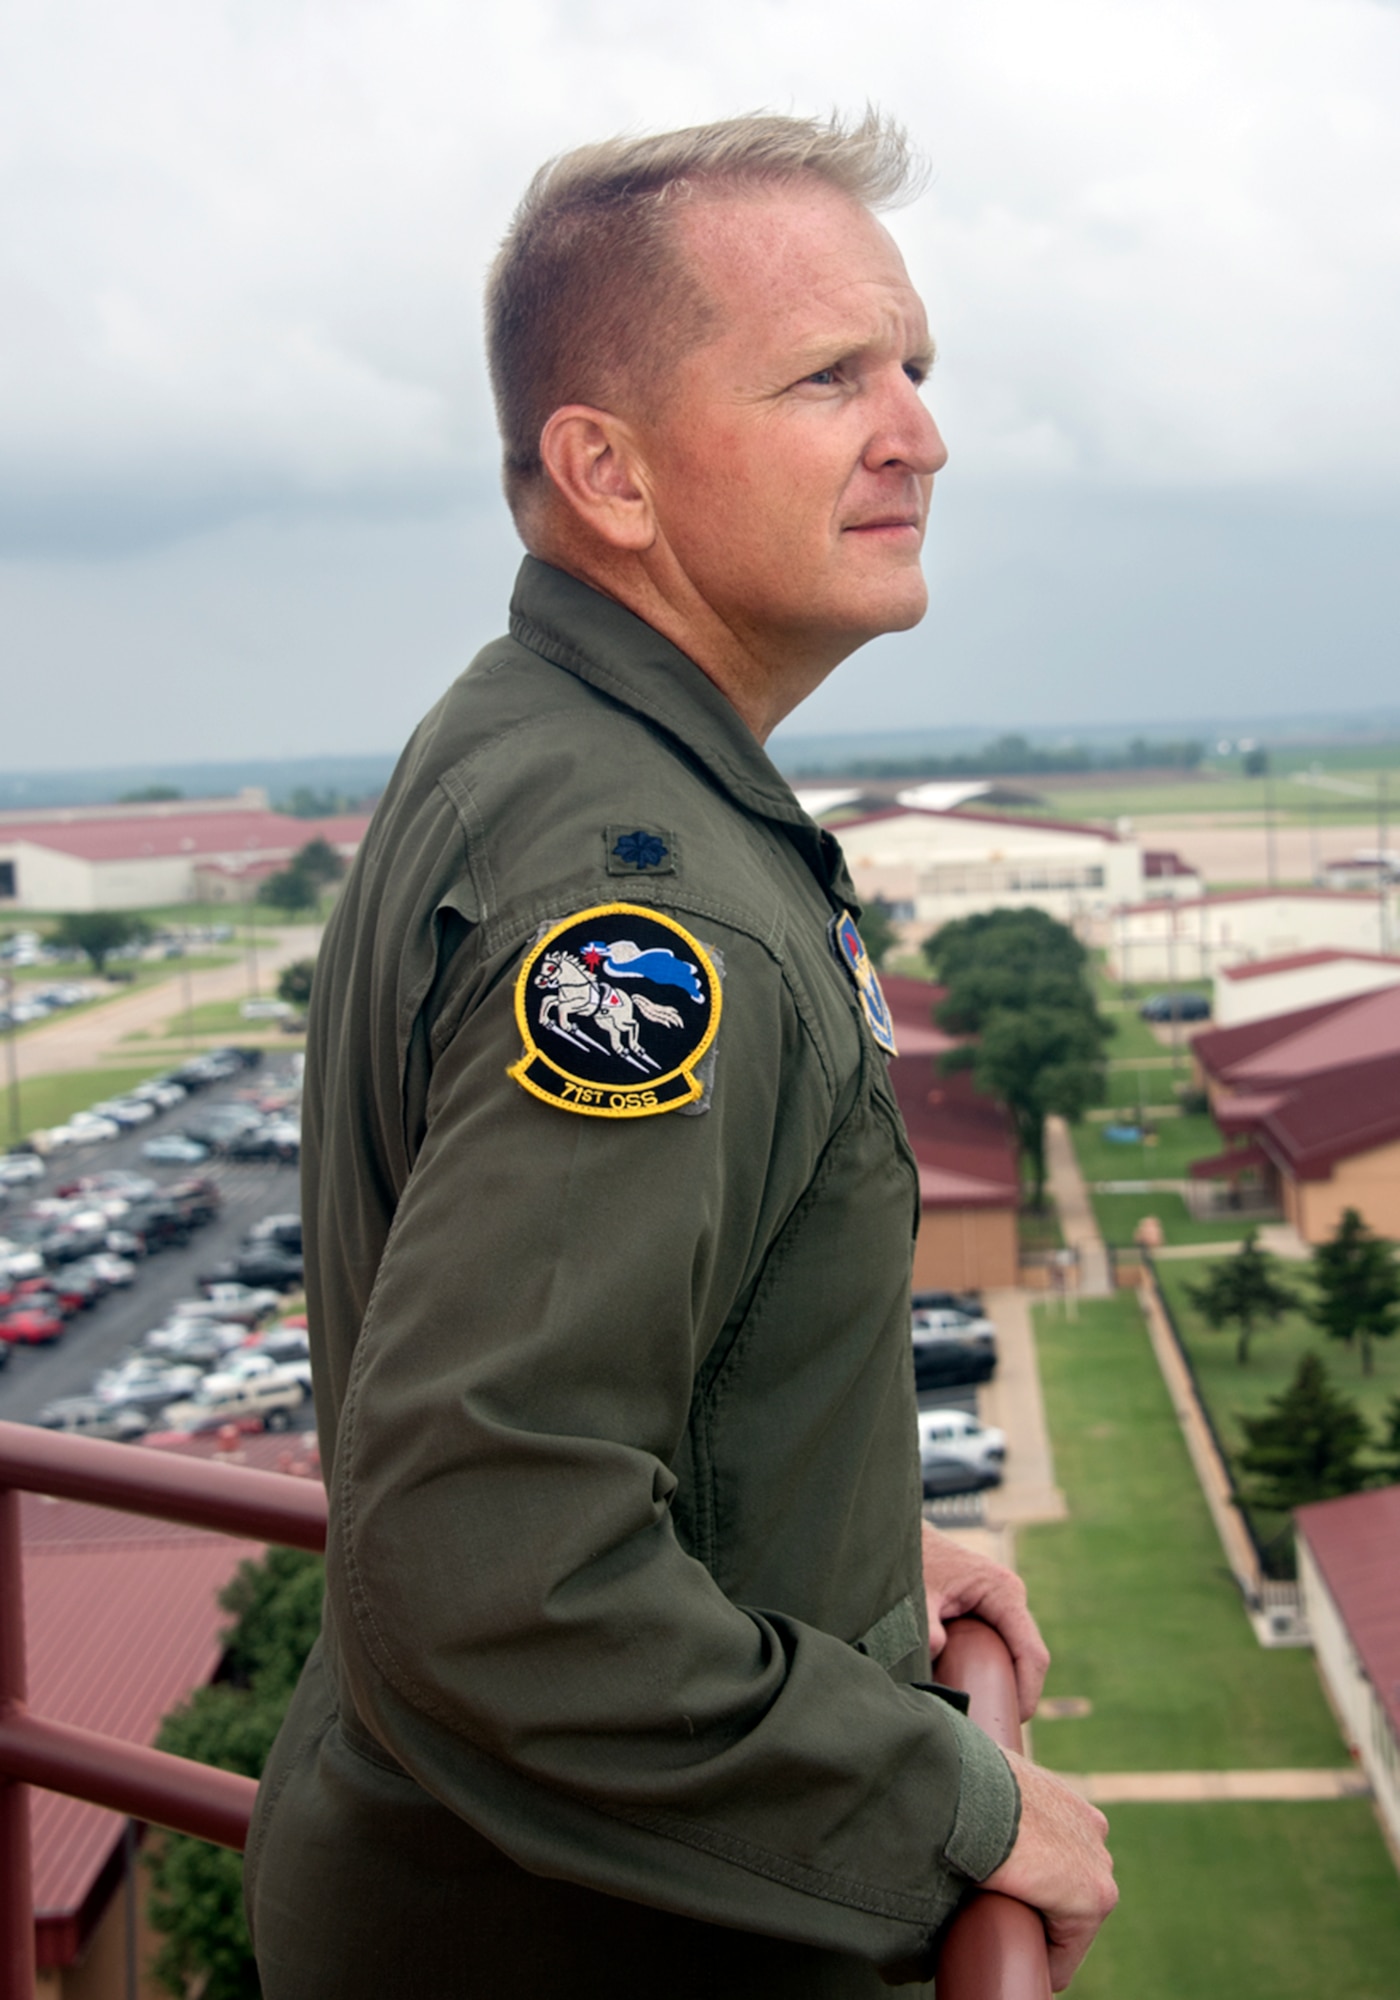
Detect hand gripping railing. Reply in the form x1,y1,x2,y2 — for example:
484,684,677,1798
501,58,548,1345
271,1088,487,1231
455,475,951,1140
0,1421,1049,2000
934,1617,1053,1999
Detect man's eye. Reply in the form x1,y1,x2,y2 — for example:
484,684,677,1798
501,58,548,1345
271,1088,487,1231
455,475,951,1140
904,362,928,387
804,367,839,386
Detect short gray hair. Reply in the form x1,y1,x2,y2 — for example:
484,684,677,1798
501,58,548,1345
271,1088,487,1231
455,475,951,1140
486,109,925,515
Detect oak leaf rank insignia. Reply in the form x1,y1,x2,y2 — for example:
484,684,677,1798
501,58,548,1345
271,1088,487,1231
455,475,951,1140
510,903,721,1118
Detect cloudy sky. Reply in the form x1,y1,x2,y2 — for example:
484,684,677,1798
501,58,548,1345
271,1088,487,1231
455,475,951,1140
3,0,1398,771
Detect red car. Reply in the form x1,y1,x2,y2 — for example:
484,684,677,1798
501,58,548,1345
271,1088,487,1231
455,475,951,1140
0,1307,64,1345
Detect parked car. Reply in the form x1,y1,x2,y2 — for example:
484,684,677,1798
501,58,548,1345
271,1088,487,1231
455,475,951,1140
1139,991,1211,1022
201,1246,304,1291
0,1306,65,1344
921,1451,1003,1498
158,1364,310,1435
910,1314,998,1390
175,1284,280,1327
34,1397,149,1442
911,1288,984,1318
142,1134,210,1165
917,1407,1007,1477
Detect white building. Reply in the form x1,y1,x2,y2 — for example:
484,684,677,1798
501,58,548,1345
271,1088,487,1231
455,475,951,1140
835,806,1143,938
1295,1488,1400,1859
1213,948,1400,1028
0,796,370,912
1108,890,1394,984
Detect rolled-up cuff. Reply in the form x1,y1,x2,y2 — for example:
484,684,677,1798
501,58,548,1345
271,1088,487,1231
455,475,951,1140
940,1710,1021,1883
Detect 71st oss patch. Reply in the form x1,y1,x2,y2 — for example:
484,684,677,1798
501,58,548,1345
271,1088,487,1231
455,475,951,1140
509,903,722,1118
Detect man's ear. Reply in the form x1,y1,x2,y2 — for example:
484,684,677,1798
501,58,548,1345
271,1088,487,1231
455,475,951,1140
539,406,656,552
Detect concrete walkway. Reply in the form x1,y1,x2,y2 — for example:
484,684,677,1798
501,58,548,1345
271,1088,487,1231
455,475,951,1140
1044,1114,1112,1297
980,1289,1067,1529
1151,1224,1312,1263
1061,1767,1370,1804
9,926,318,1083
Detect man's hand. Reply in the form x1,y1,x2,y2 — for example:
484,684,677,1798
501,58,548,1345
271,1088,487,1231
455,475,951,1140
983,1751,1117,1991
921,1520,1050,1721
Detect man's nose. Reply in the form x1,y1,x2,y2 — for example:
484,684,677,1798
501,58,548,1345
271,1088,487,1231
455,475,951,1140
866,375,948,477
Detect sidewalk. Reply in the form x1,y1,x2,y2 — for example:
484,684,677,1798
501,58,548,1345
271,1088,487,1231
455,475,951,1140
980,1289,1067,1529
9,926,318,1083
1061,1767,1370,1804
1044,1114,1112,1297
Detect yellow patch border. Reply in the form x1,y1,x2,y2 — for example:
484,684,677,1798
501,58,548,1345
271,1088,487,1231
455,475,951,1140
509,902,722,1118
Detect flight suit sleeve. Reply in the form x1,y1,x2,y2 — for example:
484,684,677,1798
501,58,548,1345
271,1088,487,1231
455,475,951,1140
328,916,1019,1969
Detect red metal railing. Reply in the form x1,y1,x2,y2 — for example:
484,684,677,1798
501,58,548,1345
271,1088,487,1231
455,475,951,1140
0,1419,1048,1999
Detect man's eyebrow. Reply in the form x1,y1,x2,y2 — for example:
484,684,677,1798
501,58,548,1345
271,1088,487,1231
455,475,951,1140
786,329,938,375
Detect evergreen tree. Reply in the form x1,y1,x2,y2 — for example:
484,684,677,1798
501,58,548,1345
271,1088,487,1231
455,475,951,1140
1237,1352,1370,1512
1376,1393,1400,1483
1309,1207,1400,1376
146,1548,324,1998
276,958,316,1009
1187,1231,1299,1366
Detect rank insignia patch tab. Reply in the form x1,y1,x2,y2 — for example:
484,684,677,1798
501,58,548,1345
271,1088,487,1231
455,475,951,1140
830,909,898,1057
510,903,721,1117
606,827,676,875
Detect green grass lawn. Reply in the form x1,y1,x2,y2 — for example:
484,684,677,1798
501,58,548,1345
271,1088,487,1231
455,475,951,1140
1097,1064,1185,1111
8,1063,173,1139
1092,1190,1269,1249
1019,1293,1345,1771
1072,1112,1219,1185
1101,1008,1185,1062
1067,1802,1400,2000
1153,1259,1397,1479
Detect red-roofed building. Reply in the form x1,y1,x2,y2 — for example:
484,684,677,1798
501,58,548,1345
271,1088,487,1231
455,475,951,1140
1296,1486,1400,1854
883,976,1021,1290
1190,987,1400,1240
18,1433,322,1995
831,805,1143,942
1214,948,1400,1028
1142,849,1203,901
1110,889,1393,983
0,795,371,913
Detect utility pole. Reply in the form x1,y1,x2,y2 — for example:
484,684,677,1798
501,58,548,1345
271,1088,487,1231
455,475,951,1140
1380,774,1391,955
2,978,19,1148
1265,774,1277,891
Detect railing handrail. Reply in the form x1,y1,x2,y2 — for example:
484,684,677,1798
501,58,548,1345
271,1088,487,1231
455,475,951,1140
0,1422,1049,2000
0,1419,327,1551
935,1619,1053,1999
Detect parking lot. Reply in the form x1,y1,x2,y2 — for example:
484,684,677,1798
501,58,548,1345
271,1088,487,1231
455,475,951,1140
0,1062,310,1431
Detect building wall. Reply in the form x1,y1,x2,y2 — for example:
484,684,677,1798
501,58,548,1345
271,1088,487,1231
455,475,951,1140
1288,1139,1400,1244
1297,1536,1400,1856
0,842,96,913
912,1205,1019,1292
1214,956,1400,1027
1110,896,1390,983
840,813,1142,936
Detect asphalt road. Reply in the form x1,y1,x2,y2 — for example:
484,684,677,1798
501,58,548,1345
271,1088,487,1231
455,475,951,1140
0,1066,306,1426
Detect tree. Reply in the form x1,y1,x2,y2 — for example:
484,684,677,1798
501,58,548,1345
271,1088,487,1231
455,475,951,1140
946,1003,1104,1210
1377,1394,1400,1483
1310,1207,1400,1375
146,1548,324,1999
118,784,183,803
1236,1352,1370,1512
258,867,319,914
924,908,1109,1208
1242,746,1269,777
277,957,316,1009
293,836,346,889
51,910,152,975
1186,1230,1299,1366
856,897,897,969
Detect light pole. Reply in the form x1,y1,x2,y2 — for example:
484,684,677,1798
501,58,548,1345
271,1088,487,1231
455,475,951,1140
1,976,20,1148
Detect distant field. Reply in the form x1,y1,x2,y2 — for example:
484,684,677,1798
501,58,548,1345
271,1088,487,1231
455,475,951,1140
7,1063,172,1138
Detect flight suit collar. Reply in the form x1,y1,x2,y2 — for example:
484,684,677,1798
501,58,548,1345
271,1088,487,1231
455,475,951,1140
507,556,859,909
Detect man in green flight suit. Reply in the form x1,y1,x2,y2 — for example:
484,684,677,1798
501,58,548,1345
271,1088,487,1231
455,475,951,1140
247,110,1116,1996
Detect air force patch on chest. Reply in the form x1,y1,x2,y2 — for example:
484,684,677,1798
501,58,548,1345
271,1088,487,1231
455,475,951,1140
510,903,722,1117
831,909,898,1056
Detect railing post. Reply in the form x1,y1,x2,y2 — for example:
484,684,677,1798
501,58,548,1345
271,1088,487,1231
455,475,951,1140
0,1487,35,2000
